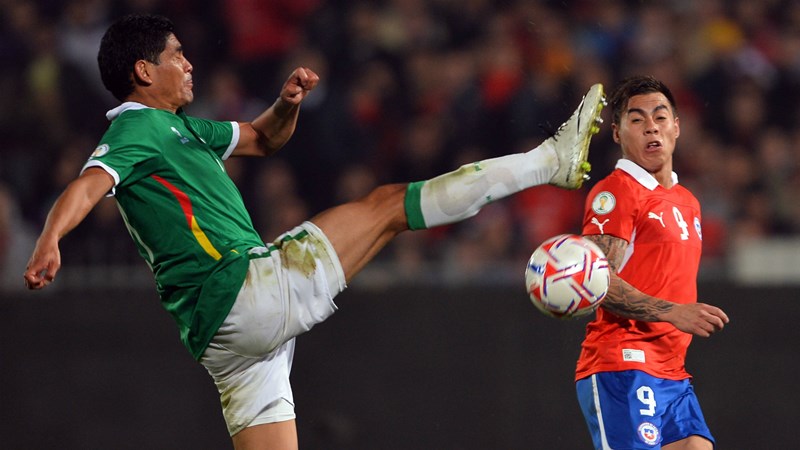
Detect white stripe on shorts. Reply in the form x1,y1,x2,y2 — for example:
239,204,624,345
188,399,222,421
591,374,613,450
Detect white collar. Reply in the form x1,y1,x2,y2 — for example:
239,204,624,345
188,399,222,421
106,102,152,121
616,159,679,191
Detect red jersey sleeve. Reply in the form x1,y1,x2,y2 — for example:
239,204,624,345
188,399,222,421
582,172,638,242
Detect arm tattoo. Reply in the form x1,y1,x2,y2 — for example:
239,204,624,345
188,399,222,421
584,234,674,322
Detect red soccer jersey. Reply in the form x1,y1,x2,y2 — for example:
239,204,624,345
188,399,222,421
575,160,703,381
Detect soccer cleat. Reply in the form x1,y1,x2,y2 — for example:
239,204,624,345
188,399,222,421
547,83,606,189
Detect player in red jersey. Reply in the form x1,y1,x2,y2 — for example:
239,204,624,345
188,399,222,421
575,76,729,450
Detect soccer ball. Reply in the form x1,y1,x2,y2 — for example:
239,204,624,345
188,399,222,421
525,234,610,319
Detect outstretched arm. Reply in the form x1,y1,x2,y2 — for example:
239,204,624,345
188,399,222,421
584,234,729,337
24,168,115,289
232,67,320,157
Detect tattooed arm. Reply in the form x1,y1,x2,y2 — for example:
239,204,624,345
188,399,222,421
584,234,729,337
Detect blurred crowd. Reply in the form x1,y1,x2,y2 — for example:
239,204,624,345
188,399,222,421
3,0,800,290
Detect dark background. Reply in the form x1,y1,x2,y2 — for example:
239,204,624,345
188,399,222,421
3,2,800,448
2,282,795,449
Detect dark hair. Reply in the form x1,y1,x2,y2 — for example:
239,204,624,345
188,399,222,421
609,75,678,125
97,14,175,101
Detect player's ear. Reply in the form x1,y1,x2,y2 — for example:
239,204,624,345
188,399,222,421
133,60,153,86
674,116,680,139
611,123,621,144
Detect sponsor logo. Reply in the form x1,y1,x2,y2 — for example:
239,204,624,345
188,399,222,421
591,217,609,234
592,191,615,215
171,127,190,144
637,422,660,446
647,211,665,227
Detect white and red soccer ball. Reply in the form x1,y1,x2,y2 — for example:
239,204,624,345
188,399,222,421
525,234,610,319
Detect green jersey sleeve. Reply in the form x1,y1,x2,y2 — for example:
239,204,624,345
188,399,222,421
83,112,164,193
181,114,239,160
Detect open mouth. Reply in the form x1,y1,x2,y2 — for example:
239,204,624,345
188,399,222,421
646,141,662,150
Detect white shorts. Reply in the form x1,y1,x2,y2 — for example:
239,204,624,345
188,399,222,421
200,221,346,436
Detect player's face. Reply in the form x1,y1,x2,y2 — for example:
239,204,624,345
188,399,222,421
147,34,194,109
612,92,680,178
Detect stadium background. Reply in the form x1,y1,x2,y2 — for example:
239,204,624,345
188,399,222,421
1,0,799,448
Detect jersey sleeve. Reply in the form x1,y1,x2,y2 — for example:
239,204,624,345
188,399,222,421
81,123,162,196
183,116,240,160
582,174,639,242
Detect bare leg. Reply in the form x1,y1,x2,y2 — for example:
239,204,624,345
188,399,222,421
311,183,409,282
223,186,407,449
310,83,607,282
662,435,714,450
232,420,299,450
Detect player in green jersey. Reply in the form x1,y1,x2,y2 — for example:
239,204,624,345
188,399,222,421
24,14,605,450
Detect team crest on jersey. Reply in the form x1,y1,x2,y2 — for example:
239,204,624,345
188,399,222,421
637,422,660,446
92,144,110,158
694,217,702,240
591,191,616,215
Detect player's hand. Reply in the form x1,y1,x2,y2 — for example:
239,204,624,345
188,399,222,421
279,67,319,106
23,238,61,290
665,303,729,337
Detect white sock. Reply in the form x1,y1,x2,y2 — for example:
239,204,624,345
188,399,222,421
405,144,558,229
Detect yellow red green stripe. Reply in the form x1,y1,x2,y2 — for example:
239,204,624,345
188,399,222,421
151,175,222,260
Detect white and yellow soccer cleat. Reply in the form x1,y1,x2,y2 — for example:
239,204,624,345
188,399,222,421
547,83,606,189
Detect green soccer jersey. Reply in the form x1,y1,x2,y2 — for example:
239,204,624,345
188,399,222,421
83,102,264,359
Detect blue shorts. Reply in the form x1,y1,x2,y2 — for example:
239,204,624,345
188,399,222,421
576,370,714,449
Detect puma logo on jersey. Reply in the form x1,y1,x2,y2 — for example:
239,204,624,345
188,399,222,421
648,211,665,227
591,217,609,234
171,127,190,144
